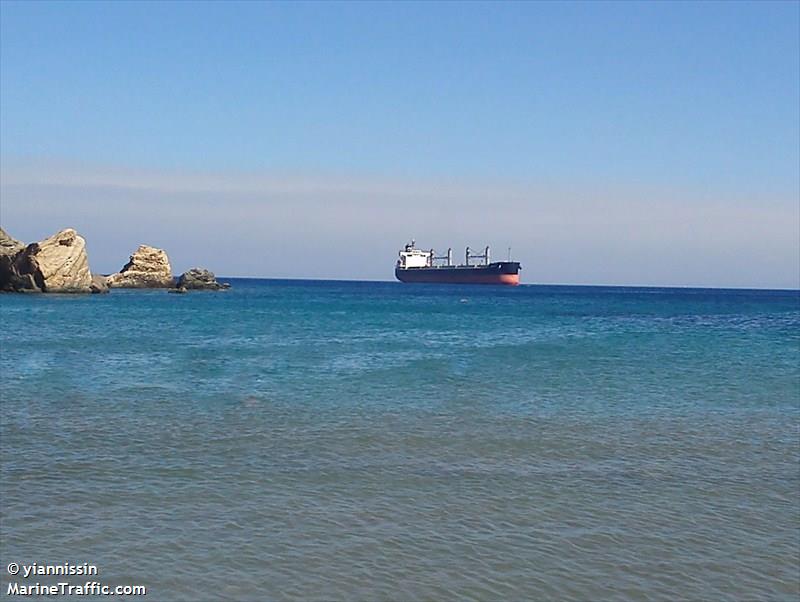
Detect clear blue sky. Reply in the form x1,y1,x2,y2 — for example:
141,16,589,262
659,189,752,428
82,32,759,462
1,1,798,287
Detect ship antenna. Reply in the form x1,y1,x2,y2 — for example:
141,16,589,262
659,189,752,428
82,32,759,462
508,247,511,261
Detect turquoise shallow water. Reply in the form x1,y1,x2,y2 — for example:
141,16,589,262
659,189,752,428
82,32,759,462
1,280,799,600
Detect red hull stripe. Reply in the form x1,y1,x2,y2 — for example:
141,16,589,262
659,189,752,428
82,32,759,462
396,272,519,286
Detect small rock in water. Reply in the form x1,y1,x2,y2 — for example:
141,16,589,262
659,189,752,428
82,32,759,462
176,267,230,291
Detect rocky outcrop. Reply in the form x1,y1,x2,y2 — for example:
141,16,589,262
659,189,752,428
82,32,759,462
107,245,173,288
90,274,109,294
0,228,26,291
2,230,219,295
176,268,230,291
0,228,24,257
1,228,92,293
33,229,93,292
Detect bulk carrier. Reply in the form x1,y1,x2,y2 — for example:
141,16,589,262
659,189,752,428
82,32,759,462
395,241,521,285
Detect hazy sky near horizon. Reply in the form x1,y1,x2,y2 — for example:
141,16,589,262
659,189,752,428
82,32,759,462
1,1,798,287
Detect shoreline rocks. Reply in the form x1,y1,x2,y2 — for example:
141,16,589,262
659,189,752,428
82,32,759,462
1,228,92,293
107,245,174,288
1,228,230,294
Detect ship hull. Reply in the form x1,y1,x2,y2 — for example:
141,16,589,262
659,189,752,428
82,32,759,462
395,262,521,285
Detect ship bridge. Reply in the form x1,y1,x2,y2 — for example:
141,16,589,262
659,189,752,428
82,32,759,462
397,240,432,268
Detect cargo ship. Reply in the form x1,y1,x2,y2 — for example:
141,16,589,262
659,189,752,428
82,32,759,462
395,240,521,285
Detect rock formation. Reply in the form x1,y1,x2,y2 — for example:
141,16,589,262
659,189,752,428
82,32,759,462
0,228,93,293
176,268,230,291
2,231,220,295
0,228,26,291
107,245,173,288
0,228,24,257
90,274,109,294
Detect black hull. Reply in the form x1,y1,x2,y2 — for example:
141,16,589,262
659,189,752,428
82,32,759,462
395,262,521,285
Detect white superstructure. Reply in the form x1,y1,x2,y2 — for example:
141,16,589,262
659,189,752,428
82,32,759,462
397,240,432,268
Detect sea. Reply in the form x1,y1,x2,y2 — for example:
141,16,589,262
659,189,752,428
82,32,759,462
1,280,798,601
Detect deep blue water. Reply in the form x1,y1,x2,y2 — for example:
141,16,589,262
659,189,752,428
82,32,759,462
1,280,799,600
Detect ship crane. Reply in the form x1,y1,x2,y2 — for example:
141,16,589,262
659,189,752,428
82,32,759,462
465,246,491,267
431,248,453,267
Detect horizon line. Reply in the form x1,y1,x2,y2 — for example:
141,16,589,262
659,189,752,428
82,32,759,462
212,276,800,293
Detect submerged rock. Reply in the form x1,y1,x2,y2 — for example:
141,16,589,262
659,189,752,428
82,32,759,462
176,268,230,290
107,245,173,288
1,228,93,293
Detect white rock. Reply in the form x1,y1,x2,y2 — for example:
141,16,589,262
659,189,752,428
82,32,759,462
107,245,173,288
16,228,93,293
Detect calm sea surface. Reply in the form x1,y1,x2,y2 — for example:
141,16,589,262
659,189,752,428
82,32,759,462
1,280,798,601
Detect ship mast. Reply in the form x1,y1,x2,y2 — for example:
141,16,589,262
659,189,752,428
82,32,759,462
465,246,491,266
